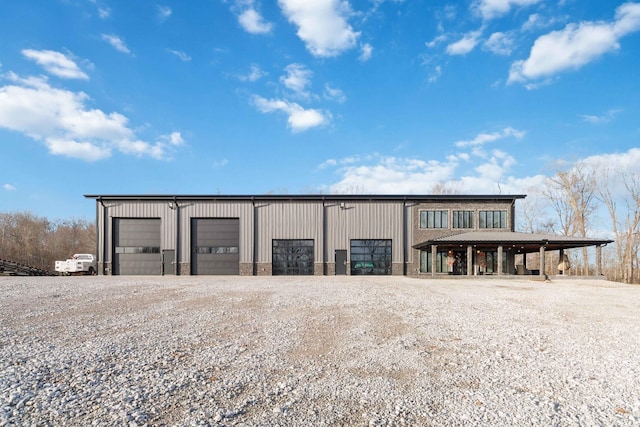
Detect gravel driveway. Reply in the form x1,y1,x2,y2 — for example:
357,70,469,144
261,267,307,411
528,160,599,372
1,276,639,426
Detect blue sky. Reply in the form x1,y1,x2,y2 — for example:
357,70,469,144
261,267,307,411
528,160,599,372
1,0,639,221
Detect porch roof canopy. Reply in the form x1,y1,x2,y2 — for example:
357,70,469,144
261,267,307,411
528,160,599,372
413,231,614,254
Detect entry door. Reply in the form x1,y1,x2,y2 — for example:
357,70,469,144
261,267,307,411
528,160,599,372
162,250,176,275
335,250,347,275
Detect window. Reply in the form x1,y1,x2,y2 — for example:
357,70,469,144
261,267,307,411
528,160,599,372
272,239,314,275
452,211,474,229
350,239,392,275
479,210,507,229
196,246,239,254
115,246,160,254
419,210,448,229
419,249,449,273
477,251,507,274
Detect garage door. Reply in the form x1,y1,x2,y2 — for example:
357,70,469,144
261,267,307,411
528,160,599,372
113,218,161,275
191,218,239,275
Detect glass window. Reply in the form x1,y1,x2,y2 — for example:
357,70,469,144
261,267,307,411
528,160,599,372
479,211,507,229
272,239,314,275
452,211,474,229
350,239,392,275
419,249,449,273
115,246,160,254
419,210,448,229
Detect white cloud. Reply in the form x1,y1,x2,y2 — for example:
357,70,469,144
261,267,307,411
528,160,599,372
167,49,192,62
163,131,185,146
473,0,541,21
426,34,448,48
238,64,266,82
278,0,359,57
446,29,483,55
280,63,312,97
3,183,16,191
324,83,346,103
98,7,111,19
212,158,229,169
238,7,273,34
21,49,88,80
101,34,132,55
359,43,373,61
0,73,179,161
157,5,172,21
252,95,330,132
580,108,622,124
454,127,525,148
484,32,514,55
428,65,442,83
509,3,640,85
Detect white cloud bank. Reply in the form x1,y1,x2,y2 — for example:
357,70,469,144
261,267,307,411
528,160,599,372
0,73,183,161
3,184,16,191
278,0,359,57
509,2,640,85
21,49,88,80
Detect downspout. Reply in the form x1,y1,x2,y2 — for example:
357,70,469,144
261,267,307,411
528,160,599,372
322,196,327,275
174,196,180,275
402,198,407,276
252,197,257,276
99,197,108,275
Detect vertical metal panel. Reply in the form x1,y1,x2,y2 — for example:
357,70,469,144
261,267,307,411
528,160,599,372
256,202,323,263
325,201,404,262
113,218,161,275
180,201,253,263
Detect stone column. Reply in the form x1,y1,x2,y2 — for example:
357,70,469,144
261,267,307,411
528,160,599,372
467,245,473,276
539,245,546,277
596,245,602,276
559,249,565,275
497,245,503,276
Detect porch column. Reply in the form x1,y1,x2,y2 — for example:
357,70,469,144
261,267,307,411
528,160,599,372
539,245,546,277
559,249,565,275
596,245,602,276
431,245,437,278
497,245,503,276
467,245,473,276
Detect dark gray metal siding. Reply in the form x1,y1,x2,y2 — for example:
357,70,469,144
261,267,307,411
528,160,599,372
113,218,161,275
191,218,240,275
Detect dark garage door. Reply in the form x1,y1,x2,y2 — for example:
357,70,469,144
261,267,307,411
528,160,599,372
191,218,240,275
113,218,161,275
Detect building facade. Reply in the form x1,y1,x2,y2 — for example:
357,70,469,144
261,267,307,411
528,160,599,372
85,194,612,277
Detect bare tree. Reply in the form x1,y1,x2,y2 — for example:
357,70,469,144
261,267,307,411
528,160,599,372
541,161,597,274
596,168,640,283
431,181,461,195
0,211,95,272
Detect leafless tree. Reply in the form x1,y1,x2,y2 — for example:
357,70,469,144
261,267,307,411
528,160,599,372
596,168,640,283
540,161,597,274
0,212,95,272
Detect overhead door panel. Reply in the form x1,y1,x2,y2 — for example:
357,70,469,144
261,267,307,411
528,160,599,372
113,218,161,275
192,218,239,275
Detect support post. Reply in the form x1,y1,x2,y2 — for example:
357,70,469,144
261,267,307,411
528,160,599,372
596,245,602,276
539,245,546,277
467,245,473,276
497,245,503,276
431,245,437,278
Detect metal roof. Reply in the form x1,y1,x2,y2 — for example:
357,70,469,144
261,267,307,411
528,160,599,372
413,231,614,252
84,194,526,202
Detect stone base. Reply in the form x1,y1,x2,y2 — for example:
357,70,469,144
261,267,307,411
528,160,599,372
239,263,253,276
178,263,190,275
314,263,324,276
256,263,272,276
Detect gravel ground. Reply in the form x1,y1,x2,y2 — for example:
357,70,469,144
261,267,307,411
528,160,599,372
1,276,639,426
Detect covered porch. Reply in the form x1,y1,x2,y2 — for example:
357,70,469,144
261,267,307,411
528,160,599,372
413,232,614,279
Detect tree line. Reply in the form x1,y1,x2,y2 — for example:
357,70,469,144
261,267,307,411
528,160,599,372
0,212,95,272
517,159,639,284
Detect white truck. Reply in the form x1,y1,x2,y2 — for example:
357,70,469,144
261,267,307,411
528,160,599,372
55,254,96,275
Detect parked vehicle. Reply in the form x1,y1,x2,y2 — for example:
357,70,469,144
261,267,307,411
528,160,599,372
55,254,96,275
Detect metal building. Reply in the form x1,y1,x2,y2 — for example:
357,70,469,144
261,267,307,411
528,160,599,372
85,194,612,277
